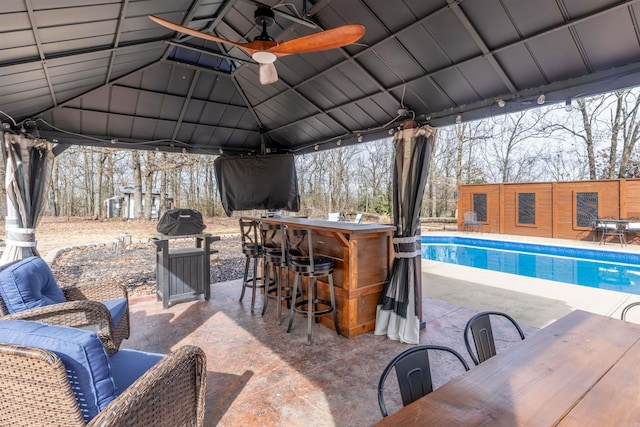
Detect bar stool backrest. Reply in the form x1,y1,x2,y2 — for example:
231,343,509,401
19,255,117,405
239,219,260,254
285,227,315,270
259,222,286,260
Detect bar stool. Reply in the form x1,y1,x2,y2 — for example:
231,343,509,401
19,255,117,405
239,219,264,311
286,227,340,345
259,222,296,324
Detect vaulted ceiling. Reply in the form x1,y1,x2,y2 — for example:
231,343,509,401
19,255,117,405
3,0,640,155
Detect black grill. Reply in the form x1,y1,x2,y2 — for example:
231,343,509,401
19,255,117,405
156,209,206,236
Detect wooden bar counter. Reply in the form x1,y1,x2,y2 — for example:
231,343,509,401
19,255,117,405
245,216,395,338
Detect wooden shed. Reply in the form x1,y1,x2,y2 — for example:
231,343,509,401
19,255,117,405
457,179,640,241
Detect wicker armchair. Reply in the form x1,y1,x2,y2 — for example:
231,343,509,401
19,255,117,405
0,342,206,426
0,257,130,354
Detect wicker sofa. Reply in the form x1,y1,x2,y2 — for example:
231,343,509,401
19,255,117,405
0,320,206,426
0,256,130,354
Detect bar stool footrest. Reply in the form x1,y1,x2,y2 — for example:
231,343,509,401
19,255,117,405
293,299,334,317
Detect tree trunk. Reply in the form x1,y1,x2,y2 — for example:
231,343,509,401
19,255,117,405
160,152,168,217
132,150,143,219
608,92,623,179
93,149,107,219
83,148,93,217
577,99,597,180
143,151,157,220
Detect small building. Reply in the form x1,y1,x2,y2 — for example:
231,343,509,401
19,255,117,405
104,196,122,218
105,188,171,220
457,179,640,241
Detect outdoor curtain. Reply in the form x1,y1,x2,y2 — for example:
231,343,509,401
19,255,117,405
375,125,437,344
0,133,54,264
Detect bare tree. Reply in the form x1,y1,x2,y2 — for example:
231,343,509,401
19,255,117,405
357,139,393,214
131,150,143,219
455,121,490,185
544,96,611,179
616,90,640,177
480,110,550,183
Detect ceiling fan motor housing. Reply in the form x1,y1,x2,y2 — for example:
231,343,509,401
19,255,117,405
254,6,275,28
254,6,275,42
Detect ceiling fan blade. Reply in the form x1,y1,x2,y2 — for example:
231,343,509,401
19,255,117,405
268,24,365,56
259,62,279,85
149,15,263,56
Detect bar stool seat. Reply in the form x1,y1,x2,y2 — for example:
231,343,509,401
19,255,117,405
239,219,264,311
260,222,297,324
286,227,340,345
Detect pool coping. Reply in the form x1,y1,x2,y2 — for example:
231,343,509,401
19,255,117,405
420,231,640,328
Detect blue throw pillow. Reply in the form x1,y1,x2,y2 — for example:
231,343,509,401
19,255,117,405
103,298,128,327
0,320,117,421
0,256,66,314
110,349,164,394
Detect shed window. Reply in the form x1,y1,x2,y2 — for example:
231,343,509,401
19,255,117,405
518,193,536,225
472,193,487,222
576,192,598,228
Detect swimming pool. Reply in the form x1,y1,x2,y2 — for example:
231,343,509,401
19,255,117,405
421,235,640,295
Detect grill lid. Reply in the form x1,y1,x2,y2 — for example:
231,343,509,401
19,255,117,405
156,209,206,236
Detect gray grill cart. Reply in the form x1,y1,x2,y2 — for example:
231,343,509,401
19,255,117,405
153,233,219,308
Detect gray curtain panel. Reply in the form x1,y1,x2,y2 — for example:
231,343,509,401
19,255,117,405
375,125,436,344
1,133,54,264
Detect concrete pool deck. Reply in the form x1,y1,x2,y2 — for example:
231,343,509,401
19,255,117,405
421,232,640,328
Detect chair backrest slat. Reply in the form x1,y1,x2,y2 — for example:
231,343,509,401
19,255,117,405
377,344,470,417
464,311,525,365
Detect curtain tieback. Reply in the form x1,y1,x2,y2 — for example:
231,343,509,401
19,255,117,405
5,228,37,247
392,235,421,258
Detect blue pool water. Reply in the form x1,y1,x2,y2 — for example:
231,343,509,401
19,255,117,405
421,236,640,295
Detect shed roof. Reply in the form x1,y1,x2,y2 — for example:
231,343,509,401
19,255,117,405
3,0,640,154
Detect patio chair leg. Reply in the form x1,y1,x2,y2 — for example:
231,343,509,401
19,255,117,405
287,275,300,333
240,257,250,302
307,277,314,346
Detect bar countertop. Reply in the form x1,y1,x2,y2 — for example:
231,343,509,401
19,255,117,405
245,216,395,234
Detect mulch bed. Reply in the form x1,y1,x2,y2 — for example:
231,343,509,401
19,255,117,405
51,235,246,297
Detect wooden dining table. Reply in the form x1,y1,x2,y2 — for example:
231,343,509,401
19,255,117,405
373,309,640,426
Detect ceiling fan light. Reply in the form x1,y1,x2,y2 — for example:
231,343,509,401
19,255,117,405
252,51,277,63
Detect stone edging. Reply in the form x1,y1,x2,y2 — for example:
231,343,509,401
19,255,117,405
44,233,240,265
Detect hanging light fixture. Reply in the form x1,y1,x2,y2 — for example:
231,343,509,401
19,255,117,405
455,115,462,124
565,99,573,112
537,94,546,105
497,99,506,108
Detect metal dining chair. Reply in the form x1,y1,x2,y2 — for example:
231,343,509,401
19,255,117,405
464,311,525,365
377,344,470,417
463,211,482,232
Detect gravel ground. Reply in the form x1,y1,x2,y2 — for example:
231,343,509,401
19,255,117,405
51,234,245,297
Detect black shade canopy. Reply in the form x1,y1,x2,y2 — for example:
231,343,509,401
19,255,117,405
3,0,640,155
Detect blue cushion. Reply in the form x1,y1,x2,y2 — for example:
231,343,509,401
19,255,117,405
0,320,117,422
103,298,127,327
0,256,66,314
110,349,164,394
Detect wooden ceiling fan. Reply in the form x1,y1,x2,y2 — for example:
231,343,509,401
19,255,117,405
149,6,365,85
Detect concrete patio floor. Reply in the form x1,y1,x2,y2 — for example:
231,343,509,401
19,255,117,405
123,277,537,427
121,233,640,426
